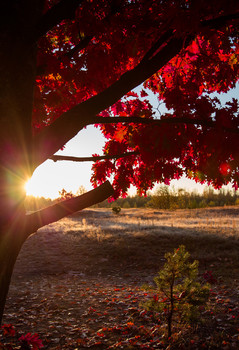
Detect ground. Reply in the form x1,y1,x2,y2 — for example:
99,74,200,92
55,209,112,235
2,207,239,349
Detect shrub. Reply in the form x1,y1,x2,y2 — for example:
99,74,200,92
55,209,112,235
112,206,121,215
143,245,210,338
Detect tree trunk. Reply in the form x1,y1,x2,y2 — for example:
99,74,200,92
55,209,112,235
0,0,44,324
0,0,117,326
0,224,27,323
0,166,29,324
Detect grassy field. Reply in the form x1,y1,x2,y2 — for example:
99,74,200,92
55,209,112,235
2,207,239,349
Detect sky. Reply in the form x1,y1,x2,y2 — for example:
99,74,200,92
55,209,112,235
26,125,211,199
25,85,239,199
26,126,212,199
26,125,106,199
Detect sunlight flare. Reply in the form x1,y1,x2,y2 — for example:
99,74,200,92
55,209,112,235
24,177,57,199
24,178,40,197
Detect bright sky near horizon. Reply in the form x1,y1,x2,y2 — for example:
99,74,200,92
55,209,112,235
25,85,239,199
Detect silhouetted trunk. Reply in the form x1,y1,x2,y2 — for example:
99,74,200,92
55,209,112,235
0,165,29,325
0,1,43,324
0,223,27,323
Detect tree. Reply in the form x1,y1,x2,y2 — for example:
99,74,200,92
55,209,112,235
0,0,238,324
143,246,210,338
150,185,171,209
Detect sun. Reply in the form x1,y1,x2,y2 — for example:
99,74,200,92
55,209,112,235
23,160,84,200
24,176,58,199
24,177,42,198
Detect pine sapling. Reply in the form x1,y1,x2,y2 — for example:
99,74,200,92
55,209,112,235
143,245,210,338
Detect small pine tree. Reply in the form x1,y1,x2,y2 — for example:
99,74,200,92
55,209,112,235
143,245,210,338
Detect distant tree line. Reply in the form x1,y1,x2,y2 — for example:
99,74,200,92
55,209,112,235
24,186,86,212
24,195,54,211
25,185,239,212
147,186,239,210
97,185,239,210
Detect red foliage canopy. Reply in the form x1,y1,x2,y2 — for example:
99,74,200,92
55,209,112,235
34,0,239,198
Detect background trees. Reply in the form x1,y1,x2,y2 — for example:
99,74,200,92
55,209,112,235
0,0,239,323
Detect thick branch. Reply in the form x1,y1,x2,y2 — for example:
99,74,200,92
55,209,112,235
33,9,239,167
25,181,114,235
64,9,239,62
50,151,138,162
64,36,92,59
33,36,184,166
141,29,174,62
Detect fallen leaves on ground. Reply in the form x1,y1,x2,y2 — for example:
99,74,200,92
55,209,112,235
2,274,239,349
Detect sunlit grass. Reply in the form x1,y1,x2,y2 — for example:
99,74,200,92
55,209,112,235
26,206,238,282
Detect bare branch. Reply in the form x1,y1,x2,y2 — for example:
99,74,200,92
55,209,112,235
89,116,239,133
89,116,211,126
201,11,239,29
50,151,138,162
25,181,114,236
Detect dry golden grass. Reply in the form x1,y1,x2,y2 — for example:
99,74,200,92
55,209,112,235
15,206,239,283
